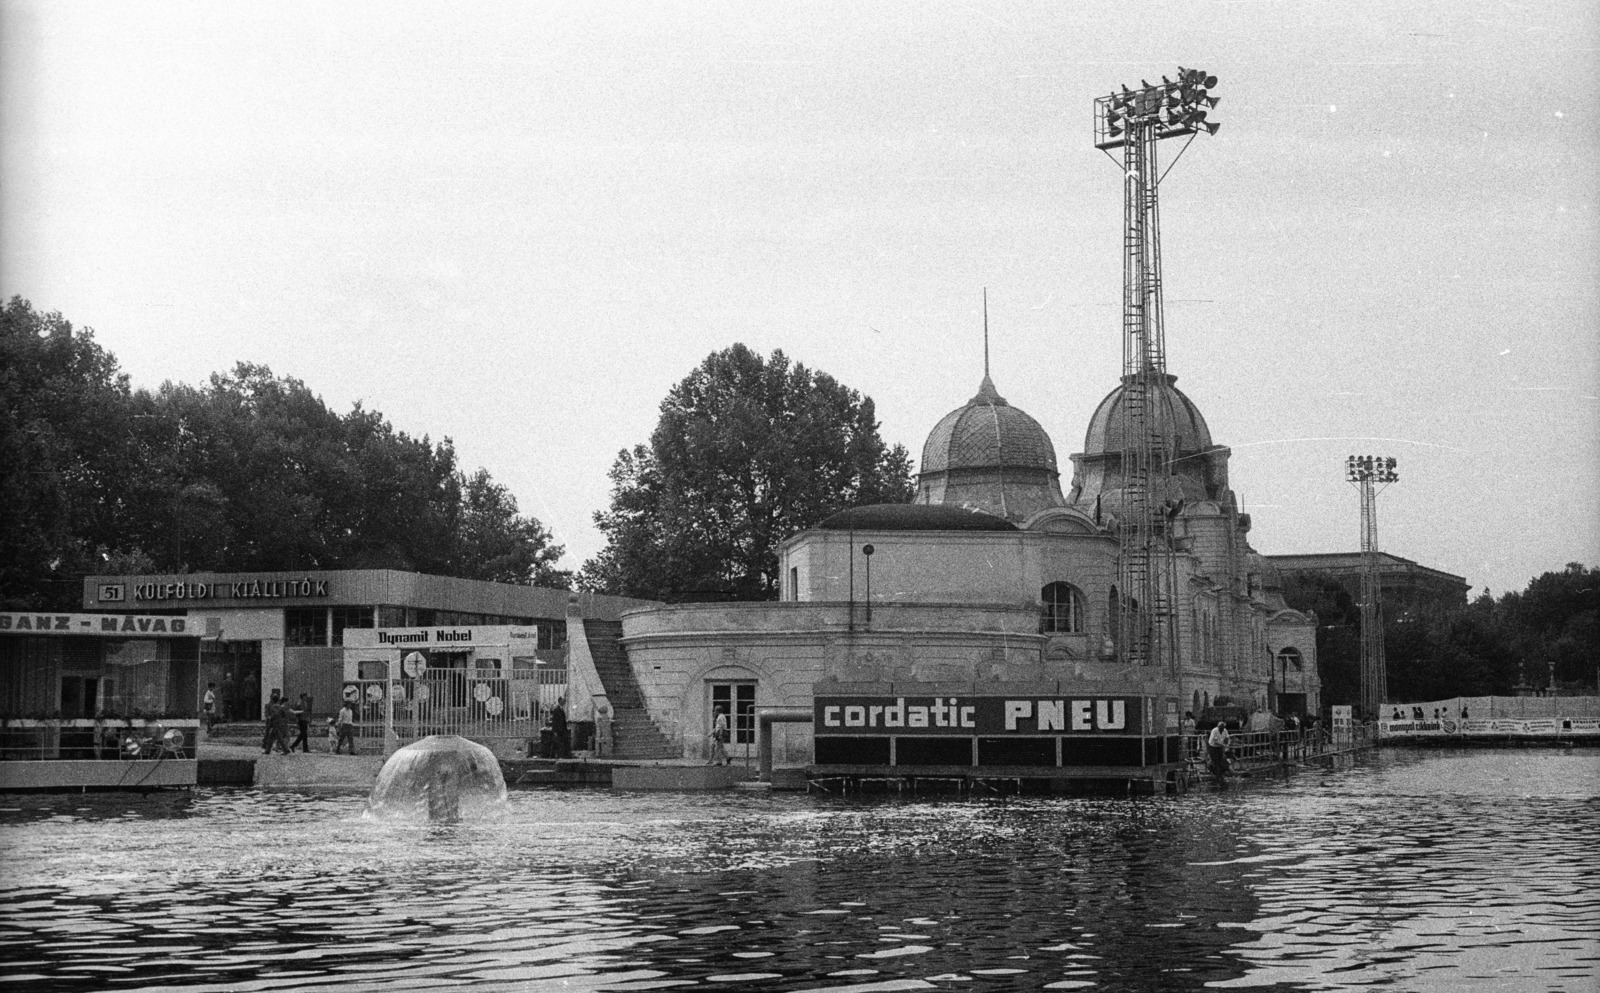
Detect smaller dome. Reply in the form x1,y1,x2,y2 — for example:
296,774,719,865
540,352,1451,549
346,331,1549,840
819,504,1019,532
921,376,1058,475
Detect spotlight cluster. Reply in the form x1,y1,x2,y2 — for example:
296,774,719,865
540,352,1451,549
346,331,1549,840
1346,455,1399,484
1094,67,1221,150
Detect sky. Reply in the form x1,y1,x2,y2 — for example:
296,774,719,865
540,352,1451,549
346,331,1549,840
3,0,1595,598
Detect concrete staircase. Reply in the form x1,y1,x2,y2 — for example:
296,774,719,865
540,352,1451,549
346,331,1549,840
584,620,680,760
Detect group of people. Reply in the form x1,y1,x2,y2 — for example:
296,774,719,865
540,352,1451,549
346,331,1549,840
255,690,358,755
1392,706,1469,720
199,671,260,727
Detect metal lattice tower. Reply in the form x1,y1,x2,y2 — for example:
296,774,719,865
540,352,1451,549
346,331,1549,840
1093,70,1220,670
1347,455,1398,718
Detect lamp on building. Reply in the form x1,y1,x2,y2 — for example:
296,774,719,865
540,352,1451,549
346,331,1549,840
862,545,875,626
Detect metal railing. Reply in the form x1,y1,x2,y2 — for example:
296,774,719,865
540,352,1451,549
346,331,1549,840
339,673,559,753
1183,724,1377,775
0,720,198,761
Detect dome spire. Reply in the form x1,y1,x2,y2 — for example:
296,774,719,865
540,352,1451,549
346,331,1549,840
971,288,1008,405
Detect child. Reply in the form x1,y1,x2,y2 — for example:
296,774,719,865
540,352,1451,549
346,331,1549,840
326,717,338,751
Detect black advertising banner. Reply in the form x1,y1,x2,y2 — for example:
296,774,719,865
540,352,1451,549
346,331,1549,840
814,696,1147,736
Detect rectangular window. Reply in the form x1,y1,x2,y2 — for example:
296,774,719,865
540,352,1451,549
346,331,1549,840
285,608,327,647
330,606,374,646
376,605,407,629
790,567,799,601
710,681,756,745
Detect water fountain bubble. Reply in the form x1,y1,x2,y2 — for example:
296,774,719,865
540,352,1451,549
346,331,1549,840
364,735,508,823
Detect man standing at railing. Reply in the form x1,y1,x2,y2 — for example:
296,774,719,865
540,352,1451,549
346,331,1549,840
1207,721,1230,778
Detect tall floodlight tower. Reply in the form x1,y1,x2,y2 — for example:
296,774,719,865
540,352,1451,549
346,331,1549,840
1346,455,1399,718
1092,69,1221,669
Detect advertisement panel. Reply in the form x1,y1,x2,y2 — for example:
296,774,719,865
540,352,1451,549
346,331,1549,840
813,695,1147,736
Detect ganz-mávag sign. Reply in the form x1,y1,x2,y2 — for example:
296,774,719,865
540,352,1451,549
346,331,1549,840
0,612,196,636
814,696,1146,736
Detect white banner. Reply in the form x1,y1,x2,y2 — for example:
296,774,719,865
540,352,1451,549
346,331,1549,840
1381,716,1600,738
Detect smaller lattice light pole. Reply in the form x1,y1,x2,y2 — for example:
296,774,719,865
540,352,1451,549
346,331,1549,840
1346,455,1399,720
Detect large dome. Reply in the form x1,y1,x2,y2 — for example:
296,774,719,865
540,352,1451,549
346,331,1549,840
1081,373,1213,456
1069,372,1232,510
920,376,1058,474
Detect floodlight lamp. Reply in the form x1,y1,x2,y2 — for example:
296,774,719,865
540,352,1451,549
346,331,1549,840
1205,122,1221,135
1204,74,1218,88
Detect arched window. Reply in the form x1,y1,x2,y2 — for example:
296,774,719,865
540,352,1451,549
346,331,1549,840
1040,582,1084,634
1277,647,1303,670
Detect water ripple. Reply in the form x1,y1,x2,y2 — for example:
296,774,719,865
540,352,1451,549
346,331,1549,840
0,749,1595,991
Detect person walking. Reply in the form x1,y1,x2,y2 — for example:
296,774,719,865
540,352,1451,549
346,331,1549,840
334,698,358,755
202,683,218,732
261,691,293,755
219,671,236,722
289,693,313,753
708,705,730,766
1206,720,1230,778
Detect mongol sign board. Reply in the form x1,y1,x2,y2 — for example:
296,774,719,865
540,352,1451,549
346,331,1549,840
814,695,1149,736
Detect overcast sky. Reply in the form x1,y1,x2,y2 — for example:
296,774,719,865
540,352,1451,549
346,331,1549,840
4,1,1595,597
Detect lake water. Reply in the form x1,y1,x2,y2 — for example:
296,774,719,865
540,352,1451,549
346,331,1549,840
1,748,1596,992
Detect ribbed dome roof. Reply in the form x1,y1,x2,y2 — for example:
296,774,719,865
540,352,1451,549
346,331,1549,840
920,376,1058,474
1082,373,1213,455
820,503,1019,532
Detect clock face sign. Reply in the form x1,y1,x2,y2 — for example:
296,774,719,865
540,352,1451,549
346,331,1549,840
403,652,426,678
484,697,504,716
414,684,431,703
364,684,383,702
473,683,493,703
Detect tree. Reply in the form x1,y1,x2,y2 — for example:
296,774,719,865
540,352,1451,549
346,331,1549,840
579,344,914,601
2,298,570,603
453,469,570,587
1,298,139,609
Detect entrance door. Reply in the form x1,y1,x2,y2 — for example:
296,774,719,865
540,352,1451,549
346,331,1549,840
710,682,756,746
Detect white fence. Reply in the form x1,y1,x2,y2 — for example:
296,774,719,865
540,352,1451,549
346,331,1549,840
1379,695,1600,740
341,669,567,753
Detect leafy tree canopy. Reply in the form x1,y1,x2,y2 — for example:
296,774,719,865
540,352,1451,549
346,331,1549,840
1,296,567,609
578,344,914,601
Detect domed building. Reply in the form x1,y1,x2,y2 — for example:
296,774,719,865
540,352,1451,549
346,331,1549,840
606,346,1320,779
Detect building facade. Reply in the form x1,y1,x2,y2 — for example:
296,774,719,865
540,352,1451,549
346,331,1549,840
80,570,650,723
617,372,1322,766
1267,552,1471,618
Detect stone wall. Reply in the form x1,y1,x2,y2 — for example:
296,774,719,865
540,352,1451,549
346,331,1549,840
620,601,1047,765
